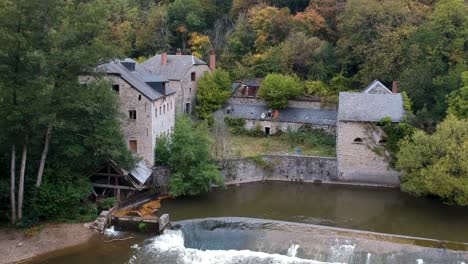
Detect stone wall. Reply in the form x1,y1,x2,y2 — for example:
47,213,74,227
244,119,336,135
221,155,339,184
336,121,400,186
152,166,171,194
172,64,211,114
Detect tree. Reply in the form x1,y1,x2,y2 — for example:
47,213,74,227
196,70,232,120
168,116,223,197
155,135,171,166
447,71,468,119
258,74,303,109
396,115,468,206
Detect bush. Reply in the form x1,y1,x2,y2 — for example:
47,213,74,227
283,127,335,147
155,135,171,165
224,116,246,135
97,197,117,211
196,70,232,120
258,73,303,109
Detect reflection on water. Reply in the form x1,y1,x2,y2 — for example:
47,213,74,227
160,182,468,242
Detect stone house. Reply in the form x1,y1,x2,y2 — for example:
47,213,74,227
81,59,176,167
231,78,263,97
141,52,213,114
336,81,404,186
224,103,337,135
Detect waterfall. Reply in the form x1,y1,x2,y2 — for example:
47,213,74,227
287,244,300,257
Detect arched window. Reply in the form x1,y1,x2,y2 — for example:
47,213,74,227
353,138,363,143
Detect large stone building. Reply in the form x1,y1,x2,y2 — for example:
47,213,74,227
141,52,213,114
82,59,176,167
336,81,404,186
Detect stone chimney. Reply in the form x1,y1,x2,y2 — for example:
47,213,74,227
176,48,181,55
161,52,168,66
392,81,398,94
210,50,216,72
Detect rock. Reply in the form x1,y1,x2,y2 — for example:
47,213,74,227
159,214,170,232
99,210,110,218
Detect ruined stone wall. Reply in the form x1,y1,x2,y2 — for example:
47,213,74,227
221,155,339,184
244,119,336,135
336,121,400,186
227,97,337,110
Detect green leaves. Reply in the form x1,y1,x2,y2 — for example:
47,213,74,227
258,73,302,109
167,116,223,197
196,70,232,120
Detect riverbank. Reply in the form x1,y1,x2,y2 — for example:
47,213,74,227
0,223,96,264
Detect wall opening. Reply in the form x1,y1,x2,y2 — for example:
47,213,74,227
185,102,191,114
265,127,271,135
112,84,120,93
353,137,363,143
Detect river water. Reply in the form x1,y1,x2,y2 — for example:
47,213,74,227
30,182,468,264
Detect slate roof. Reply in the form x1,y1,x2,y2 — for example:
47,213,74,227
128,161,153,185
338,92,404,122
224,104,337,125
96,59,175,101
141,54,207,80
362,80,392,94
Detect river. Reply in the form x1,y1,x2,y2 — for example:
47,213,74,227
30,182,468,264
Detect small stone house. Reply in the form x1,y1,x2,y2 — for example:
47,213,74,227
336,81,404,186
81,59,176,167
141,52,213,114
224,103,337,135
231,78,263,97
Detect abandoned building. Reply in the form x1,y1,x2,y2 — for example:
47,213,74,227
89,160,153,201
141,52,214,114
224,103,337,135
336,81,404,186
81,58,176,167
231,78,263,97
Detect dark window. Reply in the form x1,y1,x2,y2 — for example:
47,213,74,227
163,105,166,114
265,127,271,135
112,84,120,93
159,106,161,115
138,95,141,101
155,108,157,117
379,139,386,145
129,110,137,120
191,72,196,81
129,140,137,153
185,103,190,114
353,138,363,143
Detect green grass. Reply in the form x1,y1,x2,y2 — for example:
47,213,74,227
229,134,336,158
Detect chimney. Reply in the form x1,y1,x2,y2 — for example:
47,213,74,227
392,81,398,94
209,50,216,72
161,52,168,66
176,48,181,55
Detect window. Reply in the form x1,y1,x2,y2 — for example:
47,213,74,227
185,102,190,114
353,138,363,143
129,110,137,120
155,108,157,117
189,87,192,94
191,72,196,81
112,84,120,93
379,139,386,145
138,95,141,101
163,105,166,114
265,127,271,135
159,106,162,115
129,140,137,153
170,101,172,110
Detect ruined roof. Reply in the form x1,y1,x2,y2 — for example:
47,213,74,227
141,54,207,80
224,104,337,126
338,92,404,122
128,161,153,185
362,80,392,94
96,59,175,101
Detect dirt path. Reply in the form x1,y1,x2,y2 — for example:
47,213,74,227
0,223,96,264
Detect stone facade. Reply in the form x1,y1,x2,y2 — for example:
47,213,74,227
227,97,337,111
244,119,336,135
170,64,210,114
336,121,400,186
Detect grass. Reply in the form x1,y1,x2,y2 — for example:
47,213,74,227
229,134,336,158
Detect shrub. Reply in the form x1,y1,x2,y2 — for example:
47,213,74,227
225,116,246,135
155,134,171,166
97,197,117,211
258,73,303,109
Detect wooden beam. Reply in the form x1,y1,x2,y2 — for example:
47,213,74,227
92,183,139,190
93,173,125,177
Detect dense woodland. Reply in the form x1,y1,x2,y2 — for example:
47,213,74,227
0,0,467,225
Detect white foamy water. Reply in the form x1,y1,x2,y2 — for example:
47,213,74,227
104,226,121,237
130,230,344,264
287,244,300,257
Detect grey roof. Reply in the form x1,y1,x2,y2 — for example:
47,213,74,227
141,54,207,80
225,104,337,125
362,80,392,94
338,92,404,122
96,59,175,101
128,161,153,185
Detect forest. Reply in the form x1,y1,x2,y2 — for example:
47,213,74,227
0,0,467,225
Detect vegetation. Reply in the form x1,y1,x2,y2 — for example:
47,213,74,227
396,116,468,206
196,70,232,120
155,135,171,166
258,74,303,109
447,71,468,119
166,116,223,197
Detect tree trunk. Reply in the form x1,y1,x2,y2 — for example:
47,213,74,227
17,143,27,221
36,126,52,188
10,145,16,225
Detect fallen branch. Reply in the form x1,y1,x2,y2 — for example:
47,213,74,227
104,236,134,243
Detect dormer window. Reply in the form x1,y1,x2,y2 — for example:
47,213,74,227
191,72,196,81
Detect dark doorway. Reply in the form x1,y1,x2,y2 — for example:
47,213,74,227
265,127,271,135
185,102,191,114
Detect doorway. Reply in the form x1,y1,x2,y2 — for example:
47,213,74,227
265,127,271,135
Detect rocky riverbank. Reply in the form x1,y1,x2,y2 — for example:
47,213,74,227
0,223,96,264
